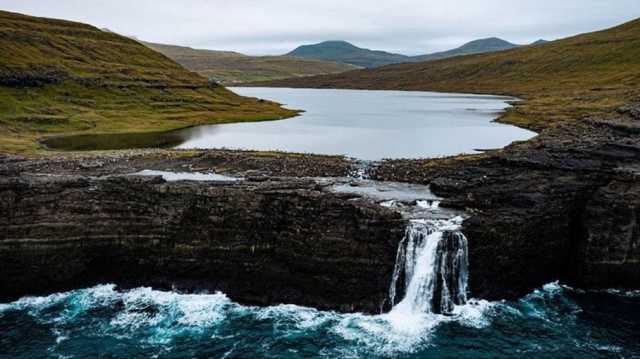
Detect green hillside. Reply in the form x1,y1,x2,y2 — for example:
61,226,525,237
287,41,411,68
255,18,640,131
0,10,296,154
143,41,358,84
412,37,519,62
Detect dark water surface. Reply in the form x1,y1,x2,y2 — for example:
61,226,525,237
43,88,536,160
1,283,639,358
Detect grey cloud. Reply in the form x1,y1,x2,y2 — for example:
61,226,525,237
1,0,638,55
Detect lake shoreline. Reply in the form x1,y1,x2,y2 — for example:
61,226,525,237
38,88,535,160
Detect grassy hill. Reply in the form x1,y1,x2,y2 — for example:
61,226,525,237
0,10,296,154
143,41,358,85
254,19,640,131
287,41,411,68
412,37,519,62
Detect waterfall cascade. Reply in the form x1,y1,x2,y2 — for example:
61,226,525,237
388,217,469,314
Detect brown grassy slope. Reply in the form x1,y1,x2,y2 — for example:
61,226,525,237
252,18,640,131
0,11,296,154
143,41,358,85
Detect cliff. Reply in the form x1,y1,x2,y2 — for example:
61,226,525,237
0,172,404,313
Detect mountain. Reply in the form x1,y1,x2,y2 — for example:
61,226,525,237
287,38,531,68
412,37,519,61
531,39,549,45
249,18,640,131
142,41,357,85
0,10,295,153
287,41,411,68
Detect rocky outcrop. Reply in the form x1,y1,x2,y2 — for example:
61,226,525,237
2,149,353,179
0,66,65,87
0,174,404,313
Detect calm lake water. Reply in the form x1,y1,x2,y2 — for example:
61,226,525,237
43,88,536,160
176,88,535,160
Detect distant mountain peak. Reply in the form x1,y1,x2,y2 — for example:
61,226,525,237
458,37,518,51
411,37,519,62
286,36,533,68
287,40,409,68
468,37,511,43
316,40,357,47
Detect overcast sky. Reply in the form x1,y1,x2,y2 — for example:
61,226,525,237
1,0,639,55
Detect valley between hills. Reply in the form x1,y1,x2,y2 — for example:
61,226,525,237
140,37,534,84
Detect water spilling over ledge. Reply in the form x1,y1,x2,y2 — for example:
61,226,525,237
389,218,469,315
328,177,471,316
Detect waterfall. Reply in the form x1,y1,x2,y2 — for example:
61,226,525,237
349,160,372,180
388,218,469,314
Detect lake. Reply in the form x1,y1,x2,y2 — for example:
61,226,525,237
43,88,536,160
179,87,535,160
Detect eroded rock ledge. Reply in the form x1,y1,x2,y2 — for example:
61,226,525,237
0,173,404,313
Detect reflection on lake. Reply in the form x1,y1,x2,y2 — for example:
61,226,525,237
43,88,536,160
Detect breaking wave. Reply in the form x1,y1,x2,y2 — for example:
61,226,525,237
1,282,639,358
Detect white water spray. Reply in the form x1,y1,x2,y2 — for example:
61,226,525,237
388,216,469,315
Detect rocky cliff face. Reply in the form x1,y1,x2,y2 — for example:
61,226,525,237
370,104,640,300
575,176,640,288
0,173,404,313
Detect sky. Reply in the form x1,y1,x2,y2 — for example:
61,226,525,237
1,0,639,55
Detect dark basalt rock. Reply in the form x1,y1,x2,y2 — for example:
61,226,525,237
572,177,640,288
2,149,353,179
0,174,404,313
617,103,640,120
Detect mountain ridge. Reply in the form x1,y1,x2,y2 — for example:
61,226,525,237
412,37,519,61
287,40,410,68
287,37,537,68
142,41,358,84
